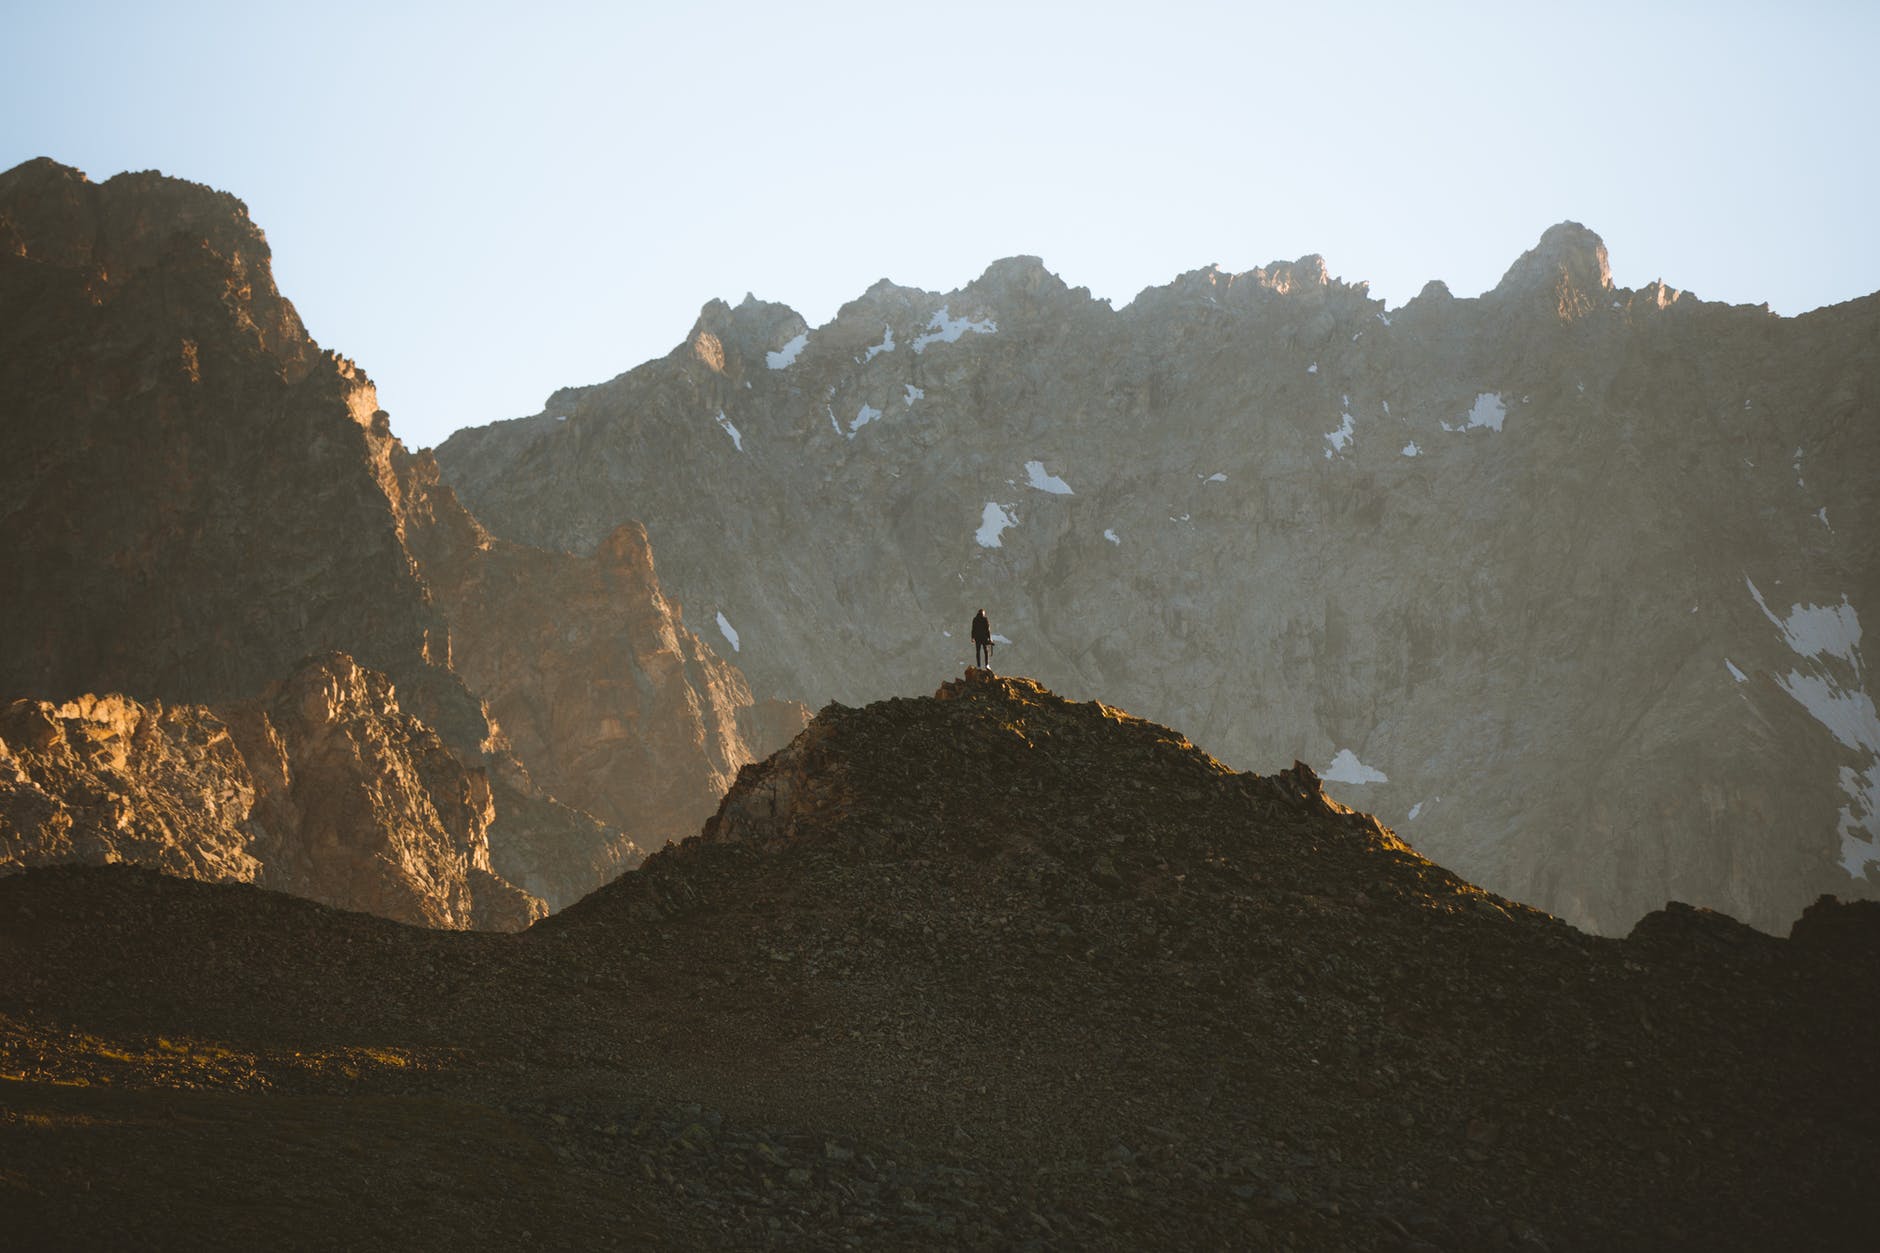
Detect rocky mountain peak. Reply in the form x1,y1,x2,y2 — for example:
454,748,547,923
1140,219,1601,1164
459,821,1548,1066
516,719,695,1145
960,254,1106,323
0,157,309,365
1125,253,1372,323
966,253,1065,296
686,293,808,376
1490,220,1612,319
1262,252,1331,294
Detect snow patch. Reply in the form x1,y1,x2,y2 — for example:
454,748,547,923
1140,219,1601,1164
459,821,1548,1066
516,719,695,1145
1747,579,1861,666
1307,362,1318,374
1322,749,1388,785
1103,529,1121,545
1442,392,1507,433
990,633,1012,645
976,502,1016,548
1024,460,1073,495
551,414,568,423
912,305,997,353
1747,578,1880,876
1402,441,1421,457
904,383,924,406
766,332,809,369
827,406,842,436
1819,507,1832,530
1841,762,1880,875
1324,411,1357,458
863,323,895,362
849,403,883,435
714,612,740,653
714,410,743,451
1774,673,1879,756
1376,312,1391,326
1725,658,1747,682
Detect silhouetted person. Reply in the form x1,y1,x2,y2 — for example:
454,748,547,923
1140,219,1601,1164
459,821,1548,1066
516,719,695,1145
971,608,993,670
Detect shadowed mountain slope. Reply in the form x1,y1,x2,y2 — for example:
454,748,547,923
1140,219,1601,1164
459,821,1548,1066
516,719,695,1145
3,675,1873,1250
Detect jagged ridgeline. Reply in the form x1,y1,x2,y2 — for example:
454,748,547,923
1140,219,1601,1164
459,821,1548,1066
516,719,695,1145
0,159,806,926
437,229,1880,936
3,675,1875,1249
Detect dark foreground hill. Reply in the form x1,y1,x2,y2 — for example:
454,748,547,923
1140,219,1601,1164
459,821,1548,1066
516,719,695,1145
3,674,1875,1251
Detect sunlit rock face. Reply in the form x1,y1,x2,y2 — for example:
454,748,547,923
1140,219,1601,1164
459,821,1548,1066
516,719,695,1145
222,653,543,930
0,693,263,887
0,159,794,912
391,448,811,905
438,231,1880,934
0,655,545,931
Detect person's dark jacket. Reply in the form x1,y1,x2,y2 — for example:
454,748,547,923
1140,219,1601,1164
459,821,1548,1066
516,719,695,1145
970,611,991,644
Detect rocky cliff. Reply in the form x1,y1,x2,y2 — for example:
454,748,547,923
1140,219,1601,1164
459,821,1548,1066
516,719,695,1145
3,675,1873,1249
0,653,543,929
0,158,787,915
0,694,262,886
438,227,1880,934
0,157,482,745
390,446,809,903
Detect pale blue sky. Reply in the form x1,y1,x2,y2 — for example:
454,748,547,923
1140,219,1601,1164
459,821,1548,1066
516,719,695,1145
5,1,1876,450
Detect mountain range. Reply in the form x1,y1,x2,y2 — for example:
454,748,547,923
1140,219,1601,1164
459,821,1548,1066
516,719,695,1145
437,224,1880,935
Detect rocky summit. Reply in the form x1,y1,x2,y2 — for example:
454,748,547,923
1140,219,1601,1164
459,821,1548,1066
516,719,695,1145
0,158,796,919
438,230,1880,936
2,674,1873,1251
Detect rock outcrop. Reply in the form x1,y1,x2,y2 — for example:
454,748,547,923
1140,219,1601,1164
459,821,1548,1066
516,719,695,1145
0,654,543,929
388,445,804,904
0,158,788,913
438,232,1880,934
0,694,262,886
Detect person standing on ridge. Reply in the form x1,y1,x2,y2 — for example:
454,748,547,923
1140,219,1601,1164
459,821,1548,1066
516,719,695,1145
971,608,993,671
